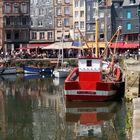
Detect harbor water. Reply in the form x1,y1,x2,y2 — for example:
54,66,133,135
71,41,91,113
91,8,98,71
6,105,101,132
0,74,129,140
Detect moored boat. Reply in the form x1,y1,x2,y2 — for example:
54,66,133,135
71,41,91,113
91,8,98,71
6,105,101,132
0,67,17,75
64,4,125,101
53,68,70,78
23,66,53,75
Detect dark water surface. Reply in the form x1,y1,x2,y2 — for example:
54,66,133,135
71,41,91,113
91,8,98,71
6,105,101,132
0,74,127,140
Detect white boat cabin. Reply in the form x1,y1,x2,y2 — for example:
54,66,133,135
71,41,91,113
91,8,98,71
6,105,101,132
78,57,102,81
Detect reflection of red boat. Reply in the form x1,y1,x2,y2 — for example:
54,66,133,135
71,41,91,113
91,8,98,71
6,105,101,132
65,101,120,137
66,101,118,124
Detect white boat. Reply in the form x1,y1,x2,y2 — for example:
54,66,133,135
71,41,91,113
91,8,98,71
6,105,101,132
53,34,70,78
0,67,17,75
53,68,70,78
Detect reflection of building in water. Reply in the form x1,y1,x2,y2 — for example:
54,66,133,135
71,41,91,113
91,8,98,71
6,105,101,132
0,76,66,139
65,101,121,139
0,90,6,140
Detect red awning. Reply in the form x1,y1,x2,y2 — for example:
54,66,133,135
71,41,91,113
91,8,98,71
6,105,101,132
123,43,138,48
109,42,138,49
28,43,49,48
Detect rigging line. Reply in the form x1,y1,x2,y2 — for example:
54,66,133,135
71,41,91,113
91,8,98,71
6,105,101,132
100,28,120,58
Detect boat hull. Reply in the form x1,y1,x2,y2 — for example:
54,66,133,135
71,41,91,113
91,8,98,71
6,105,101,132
65,82,124,101
0,67,17,75
23,66,53,75
53,69,70,78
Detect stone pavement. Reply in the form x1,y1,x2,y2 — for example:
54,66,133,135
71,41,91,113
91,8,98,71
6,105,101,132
132,98,140,140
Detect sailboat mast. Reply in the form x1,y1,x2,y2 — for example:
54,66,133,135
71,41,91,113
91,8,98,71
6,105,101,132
95,2,99,58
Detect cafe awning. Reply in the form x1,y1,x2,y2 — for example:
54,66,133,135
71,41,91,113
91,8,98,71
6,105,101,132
42,42,79,50
82,42,108,49
109,42,139,49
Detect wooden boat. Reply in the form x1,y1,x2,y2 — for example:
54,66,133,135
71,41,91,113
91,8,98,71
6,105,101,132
65,101,121,138
23,66,53,75
64,5,125,101
0,67,17,75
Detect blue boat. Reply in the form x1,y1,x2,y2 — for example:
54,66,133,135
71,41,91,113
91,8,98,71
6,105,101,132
23,66,53,75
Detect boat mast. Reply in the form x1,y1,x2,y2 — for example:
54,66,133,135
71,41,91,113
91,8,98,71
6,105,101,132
95,1,99,58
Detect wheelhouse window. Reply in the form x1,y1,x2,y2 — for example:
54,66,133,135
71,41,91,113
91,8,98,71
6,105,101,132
87,60,92,67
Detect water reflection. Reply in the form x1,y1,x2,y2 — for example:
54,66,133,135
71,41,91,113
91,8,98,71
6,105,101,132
65,101,122,139
0,75,126,140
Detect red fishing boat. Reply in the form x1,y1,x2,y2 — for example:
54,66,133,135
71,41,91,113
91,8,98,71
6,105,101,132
64,6,125,101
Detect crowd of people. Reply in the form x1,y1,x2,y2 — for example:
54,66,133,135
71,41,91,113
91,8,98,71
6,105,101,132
0,48,139,62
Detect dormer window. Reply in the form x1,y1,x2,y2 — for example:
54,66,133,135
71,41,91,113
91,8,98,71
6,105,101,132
130,0,136,4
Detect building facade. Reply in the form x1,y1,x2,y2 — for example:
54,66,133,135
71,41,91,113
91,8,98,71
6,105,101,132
85,0,112,42
54,0,73,42
0,0,3,50
73,0,86,40
121,0,139,43
3,0,30,52
30,0,55,45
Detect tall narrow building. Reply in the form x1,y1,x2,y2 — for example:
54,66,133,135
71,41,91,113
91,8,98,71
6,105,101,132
3,0,30,52
85,0,112,42
73,0,86,40
30,0,55,46
54,0,73,42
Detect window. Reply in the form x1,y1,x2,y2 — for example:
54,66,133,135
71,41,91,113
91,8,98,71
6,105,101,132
14,31,19,40
38,21,43,26
80,0,84,7
39,8,44,15
22,31,27,40
21,3,28,13
87,60,92,67
75,1,78,7
64,18,69,26
4,3,11,13
127,23,131,30
127,11,131,19
80,21,84,29
13,3,19,13
80,11,84,17
75,11,78,18
6,31,11,40
32,32,37,40
64,0,70,3
40,32,45,40
56,7,61,16
64,7,70,15
57,19,62,27
22,17,27,25
6,17,11,25
48,32,53,40
100,23,104,29
74,22,79,28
